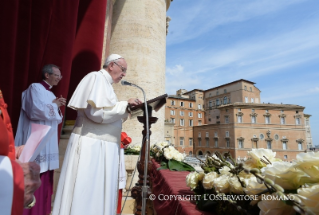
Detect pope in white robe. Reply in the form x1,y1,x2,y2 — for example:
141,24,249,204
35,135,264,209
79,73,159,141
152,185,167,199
53,54,141,215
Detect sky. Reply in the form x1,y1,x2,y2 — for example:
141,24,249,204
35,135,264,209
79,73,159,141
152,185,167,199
166,0,319,146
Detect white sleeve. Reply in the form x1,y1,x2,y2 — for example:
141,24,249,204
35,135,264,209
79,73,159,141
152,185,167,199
22,84,62,122
84,101,129,124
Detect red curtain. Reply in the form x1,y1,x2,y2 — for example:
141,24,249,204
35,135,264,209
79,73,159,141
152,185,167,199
0,0,107,134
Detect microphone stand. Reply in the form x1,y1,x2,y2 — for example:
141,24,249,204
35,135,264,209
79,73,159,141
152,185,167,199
124,82,149,215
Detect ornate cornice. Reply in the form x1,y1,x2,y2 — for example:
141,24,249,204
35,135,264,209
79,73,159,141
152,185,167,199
296,139,304,143
263,113,271,117
278,114,286,118
236,112,244,116
294,114,302,118
237,137,245,141
251,137,259,142
281,138,289,142
265,137,273,141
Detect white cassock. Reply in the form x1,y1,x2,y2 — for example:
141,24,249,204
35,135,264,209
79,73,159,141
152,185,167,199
15,83,62,173
53,69,128,215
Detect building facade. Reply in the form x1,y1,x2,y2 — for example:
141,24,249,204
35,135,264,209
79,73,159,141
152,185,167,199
164,89,205,155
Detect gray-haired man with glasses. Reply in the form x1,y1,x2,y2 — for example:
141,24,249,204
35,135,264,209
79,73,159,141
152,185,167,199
15,64,65,215
53,54,142,215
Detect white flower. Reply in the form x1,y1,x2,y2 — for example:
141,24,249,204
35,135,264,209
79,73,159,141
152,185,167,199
228,176,244,194
213,174,230,193
186,172,202,190
244,148,281,169
258,194,295,215
261,161,310,190
202,172,219,190
294,151,319,182
297,183,319,215
243,175,267,196
219,166,232,176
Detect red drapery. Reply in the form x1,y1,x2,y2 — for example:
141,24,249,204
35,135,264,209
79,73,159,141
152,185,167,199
0,0,107,134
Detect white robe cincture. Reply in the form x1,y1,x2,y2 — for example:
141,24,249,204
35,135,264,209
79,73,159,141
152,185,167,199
53,70,128,215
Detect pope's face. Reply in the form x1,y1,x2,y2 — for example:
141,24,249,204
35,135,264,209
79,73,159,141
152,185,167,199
45,67,62,86
109,59,127,83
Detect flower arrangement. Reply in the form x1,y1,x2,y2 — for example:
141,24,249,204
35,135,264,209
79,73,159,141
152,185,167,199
124,144,141,155
186,149,319,215
150,141,195,171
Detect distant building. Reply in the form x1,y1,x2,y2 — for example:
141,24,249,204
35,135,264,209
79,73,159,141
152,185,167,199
164,89,205,155
165,79,313,161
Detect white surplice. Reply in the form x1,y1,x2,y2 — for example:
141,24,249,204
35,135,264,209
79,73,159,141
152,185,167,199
15,83,62,173
53,69,128,215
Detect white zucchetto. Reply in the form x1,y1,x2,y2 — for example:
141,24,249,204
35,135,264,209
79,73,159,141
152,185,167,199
104,54,124,66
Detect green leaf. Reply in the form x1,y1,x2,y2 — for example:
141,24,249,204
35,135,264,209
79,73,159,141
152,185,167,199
157,161,169,170
168,159,196,172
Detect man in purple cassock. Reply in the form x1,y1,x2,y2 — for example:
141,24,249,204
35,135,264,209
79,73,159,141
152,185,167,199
15,64,66,215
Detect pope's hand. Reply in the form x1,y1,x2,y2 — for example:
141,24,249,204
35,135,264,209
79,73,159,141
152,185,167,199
128,98,142,106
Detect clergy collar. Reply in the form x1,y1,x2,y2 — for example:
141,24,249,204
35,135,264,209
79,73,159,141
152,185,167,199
40,80,53,90
100,69,114,84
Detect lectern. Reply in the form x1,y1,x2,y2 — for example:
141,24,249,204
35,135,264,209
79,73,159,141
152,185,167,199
130,94,167,215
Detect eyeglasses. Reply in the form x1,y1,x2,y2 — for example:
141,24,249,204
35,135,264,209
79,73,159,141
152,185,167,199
113,62,127,73
50,73,63,79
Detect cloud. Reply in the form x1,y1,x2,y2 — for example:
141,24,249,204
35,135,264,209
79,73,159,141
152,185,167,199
167,64,184,75
167,0,307,45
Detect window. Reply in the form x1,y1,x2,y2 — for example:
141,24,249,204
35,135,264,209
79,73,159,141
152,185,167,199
250,87,252,92
282,142,287,150
214,139,218,147
180,137,184,146
260,134,264,140
189,112,193,117
170,118,175,123
298,142,303,150
214,132,218,137
223,97,227,105
267,141,272,149
206,139,209,147
180,119,184,126
252,109,255,112
251,98,254,103
284,155,288,159
180,111,184,116
281,110,284,113
226,131,229,137
245,97,248,103
189,103,193,108
280,117,285,125
226,139,230,148
274,134,279,140
224,89,227,93
198,139,201,146
238,140,243,148
216,99,220,106
171,100,175,105
216,91,219,95
180,101,184,107
170,110,175,115
238,108,241,111
198,120,202,125
198,132,201,137
265,116,270,124
244,86,247,90
252,116,256,123
189,151,193,156
296,118,301,125
198,113,202,118
189,120,193,126
225,116,229,123
237,115,242,123
209,100,212,107
198,104,201,109
189,138,193,146
265,110,269,113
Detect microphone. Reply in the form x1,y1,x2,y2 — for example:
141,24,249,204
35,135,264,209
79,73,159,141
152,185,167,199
121,80,133,86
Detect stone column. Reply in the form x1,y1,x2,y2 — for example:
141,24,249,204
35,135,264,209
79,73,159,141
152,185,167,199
109,0,170,145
